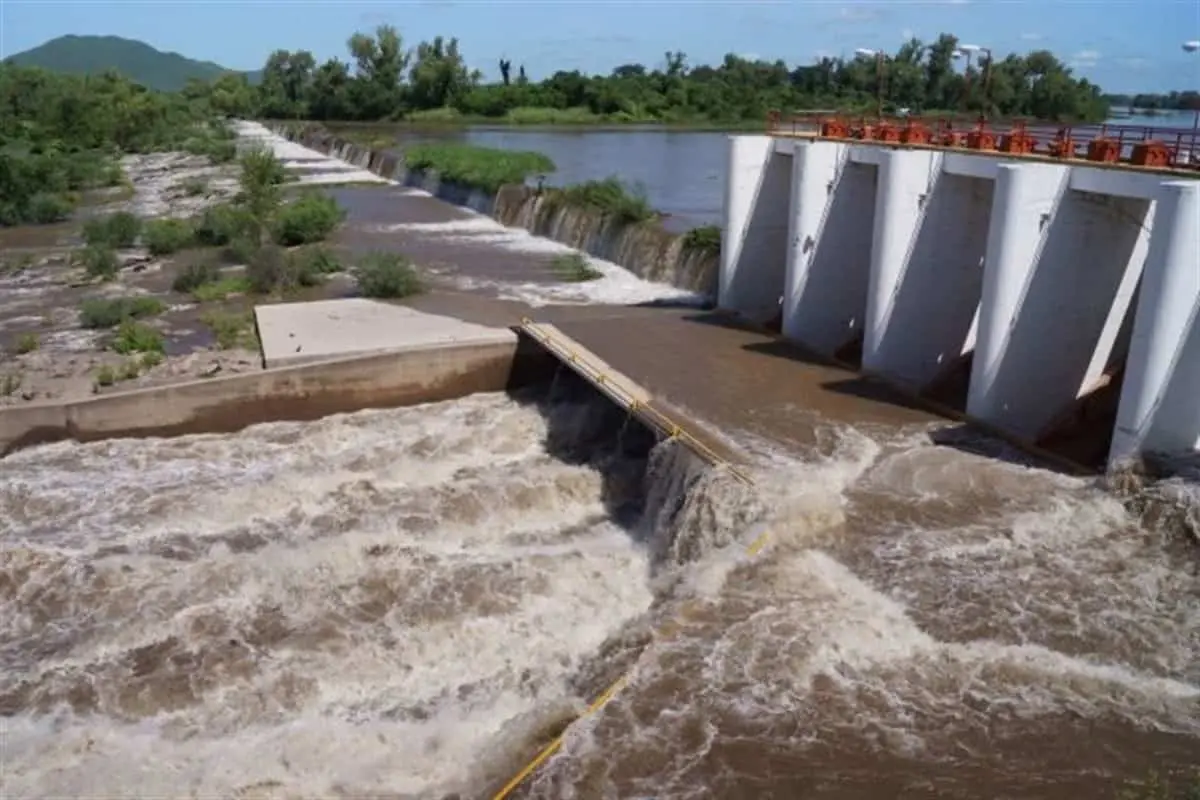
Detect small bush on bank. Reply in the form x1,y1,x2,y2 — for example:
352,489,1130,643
271,192,345,247
552,178,655,224
682,225,721,257
110,320,164,355
403,143,556,194
245,244,292,294
83,212,142,249
14,333,39,355
550,252,603,282
202,310,258,350
143,218,195,256
75,245,121,280
171,261,222,293
193,203,256,247
355,252,422,299
28,193,75,224
79,296,166,329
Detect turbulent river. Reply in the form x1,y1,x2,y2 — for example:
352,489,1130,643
2,381,1198,798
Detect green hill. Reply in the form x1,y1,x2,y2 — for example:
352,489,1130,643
4,35,258,92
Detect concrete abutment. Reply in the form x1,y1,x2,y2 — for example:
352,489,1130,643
721,134,1200,471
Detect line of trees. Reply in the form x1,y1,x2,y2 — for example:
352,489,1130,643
186,26,1111,124
1103,90,1200,112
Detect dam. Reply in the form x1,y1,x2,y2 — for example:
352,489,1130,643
720,131,1200,473
3,121,1199,800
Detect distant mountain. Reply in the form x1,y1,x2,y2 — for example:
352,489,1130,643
4,35,260,92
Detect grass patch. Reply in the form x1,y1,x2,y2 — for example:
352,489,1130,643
403,143,555,194
682,225,721,257
82,211,141,249
550,252,603,282
355,252,422,299
271,191,345,247
14,333,38,354
143,218,195,256
193,275,253,302
79,296,166,329
1,371,22,396
109,320,165,355
551,178,655,224
201,310,258,350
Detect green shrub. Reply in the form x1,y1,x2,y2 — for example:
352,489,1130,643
14,332,39,354
403,143,556,194
110,320,164,354
550,252,602,282
355,252,422,299
82,212,142,248
143,218,195,256
94,365,117,387
79,296,166,329
172,261,222,293
75,245,121,280
553,178,655,224
271,192,345,246
682,225,721,256
28,193,74,224
193,203,255,247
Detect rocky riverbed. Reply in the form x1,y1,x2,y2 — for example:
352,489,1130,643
0,125,389,408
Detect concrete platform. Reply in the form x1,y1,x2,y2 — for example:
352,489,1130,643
254,299,517,368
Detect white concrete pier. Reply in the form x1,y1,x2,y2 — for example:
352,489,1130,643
721,135,1200,469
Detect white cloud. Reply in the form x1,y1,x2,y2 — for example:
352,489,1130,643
1071,49,1101,68
901,28,915,41
1117,57,1150,71
1020,32,1043,42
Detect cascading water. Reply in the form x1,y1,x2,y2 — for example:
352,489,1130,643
2,371,1197,798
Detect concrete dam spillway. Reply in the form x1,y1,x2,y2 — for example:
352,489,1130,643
721,134,1200,472
4,120,1200,799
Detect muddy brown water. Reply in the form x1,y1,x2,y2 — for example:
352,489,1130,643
2,157,1198,799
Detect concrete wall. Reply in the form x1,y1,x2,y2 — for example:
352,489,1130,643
968,164,1152,440
1110,181,1200,468
783,142,877,354
863,151,994,390
723,134,1200,470
0,340,533,456
720,135,793,322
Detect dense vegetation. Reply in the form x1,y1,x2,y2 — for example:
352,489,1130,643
182,26,1114,125
0,62,232,225
4,35,257,93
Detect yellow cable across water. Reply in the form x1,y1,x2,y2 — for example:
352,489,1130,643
493,322,770,799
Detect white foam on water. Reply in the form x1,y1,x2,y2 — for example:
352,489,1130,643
0,394,662,798
232,121,393,186
375,216,706,308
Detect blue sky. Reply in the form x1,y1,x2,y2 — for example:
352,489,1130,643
1,1,1198,94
